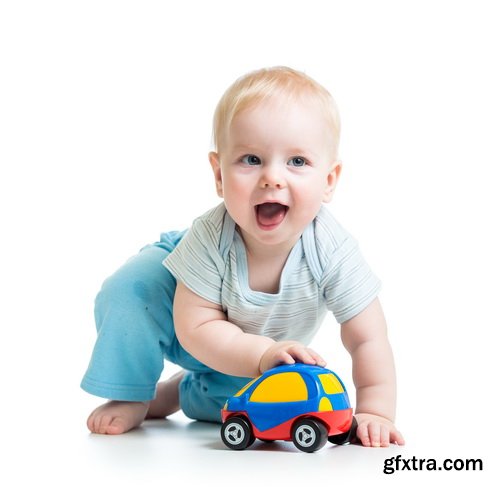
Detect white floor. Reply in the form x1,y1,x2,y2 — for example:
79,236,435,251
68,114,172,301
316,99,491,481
5,408,411,485
3,381,494,487
74,411,402,483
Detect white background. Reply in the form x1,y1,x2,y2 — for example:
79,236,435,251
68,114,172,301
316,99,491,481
1,1,498,485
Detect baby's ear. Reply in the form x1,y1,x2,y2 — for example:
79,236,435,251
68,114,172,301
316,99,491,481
323,160,342,203
209,152,223,198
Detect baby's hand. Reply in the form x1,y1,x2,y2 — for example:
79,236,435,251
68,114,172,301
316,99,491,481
355,413,405,447
259,340,326,373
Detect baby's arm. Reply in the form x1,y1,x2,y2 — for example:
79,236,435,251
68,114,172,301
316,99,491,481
341,298,405,447
173,282,325,377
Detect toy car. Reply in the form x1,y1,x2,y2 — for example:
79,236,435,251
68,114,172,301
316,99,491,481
221,363,357,452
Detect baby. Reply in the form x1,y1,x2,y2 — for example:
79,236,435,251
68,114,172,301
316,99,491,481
82,66,404,448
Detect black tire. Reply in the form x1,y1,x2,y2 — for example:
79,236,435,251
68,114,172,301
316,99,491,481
292,418,328,453
221,416,255,450
328,416,358,445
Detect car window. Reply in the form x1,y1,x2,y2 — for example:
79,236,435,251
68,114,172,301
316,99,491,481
249,372,308,402
318,373,344,394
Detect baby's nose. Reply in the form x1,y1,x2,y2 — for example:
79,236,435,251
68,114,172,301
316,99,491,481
263,180,283,189
260,166,285,189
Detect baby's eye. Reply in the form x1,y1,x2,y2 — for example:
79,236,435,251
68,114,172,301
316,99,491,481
241,154,261,165
287,157,306,167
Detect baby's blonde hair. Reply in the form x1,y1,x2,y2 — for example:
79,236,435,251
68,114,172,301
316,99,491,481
212,66,341,157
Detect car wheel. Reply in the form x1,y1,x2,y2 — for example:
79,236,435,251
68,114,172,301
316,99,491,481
221,416,255,450
328,417,358,445
292,418,328,453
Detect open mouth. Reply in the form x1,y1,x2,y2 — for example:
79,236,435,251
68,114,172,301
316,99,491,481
255,202,289,229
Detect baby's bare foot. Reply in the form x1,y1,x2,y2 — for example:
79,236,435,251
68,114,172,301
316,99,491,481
86,371,184,434
87,401,149,435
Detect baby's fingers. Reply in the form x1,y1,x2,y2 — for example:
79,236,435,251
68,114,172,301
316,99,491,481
380,425,391,447
369,422,392,447
368,422,382,447
307,348,327,367
390,427,406,446
357,421,386,447
288,346,326,367
356,417,405,447
357,421,371,447
274,350,297,366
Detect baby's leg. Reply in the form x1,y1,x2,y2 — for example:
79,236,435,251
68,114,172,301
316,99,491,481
179,371,252,423
147,370,185,418
82,233,186,434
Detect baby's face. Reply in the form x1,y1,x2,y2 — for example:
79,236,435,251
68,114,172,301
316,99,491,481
210,95,341,251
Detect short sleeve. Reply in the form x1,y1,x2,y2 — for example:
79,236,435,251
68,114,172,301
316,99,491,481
321,236,381,324
163,215,225,305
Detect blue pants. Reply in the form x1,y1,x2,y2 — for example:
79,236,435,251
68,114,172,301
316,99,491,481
80,231,251,422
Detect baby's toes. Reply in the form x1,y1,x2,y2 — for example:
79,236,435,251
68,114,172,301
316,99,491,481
86,413,95,433
97,414,126,435
103,416,128,435
87,411,101,433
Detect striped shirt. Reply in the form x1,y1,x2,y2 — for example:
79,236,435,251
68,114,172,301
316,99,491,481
164,203,380,345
